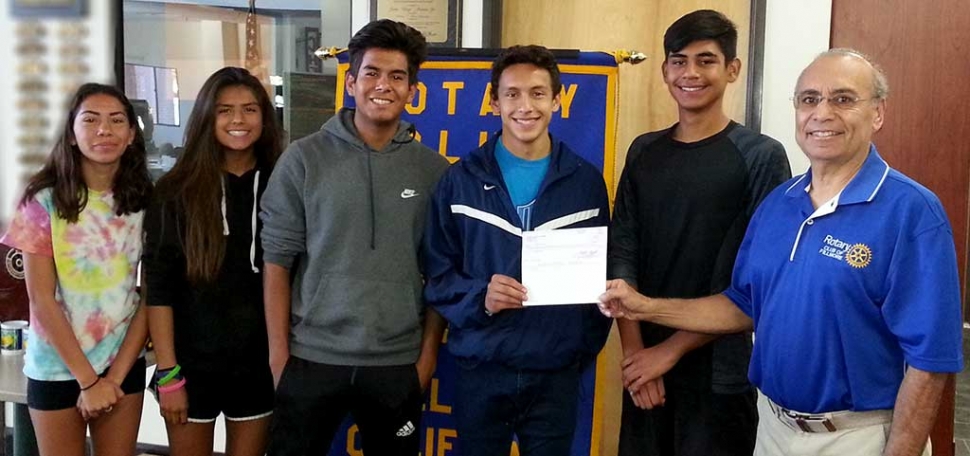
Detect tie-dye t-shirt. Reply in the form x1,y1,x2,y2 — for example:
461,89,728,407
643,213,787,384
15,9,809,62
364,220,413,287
0,188,143,381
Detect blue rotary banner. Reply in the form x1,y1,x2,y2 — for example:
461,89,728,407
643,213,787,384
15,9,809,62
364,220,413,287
328,51,619,456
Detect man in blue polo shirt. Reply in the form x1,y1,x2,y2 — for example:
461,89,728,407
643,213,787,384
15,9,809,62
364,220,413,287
598,48,963,455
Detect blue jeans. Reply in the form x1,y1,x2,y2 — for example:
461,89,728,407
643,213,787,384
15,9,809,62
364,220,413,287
454,360,580,456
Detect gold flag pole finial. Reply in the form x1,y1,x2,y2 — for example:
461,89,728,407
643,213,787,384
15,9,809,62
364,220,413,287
614,50,647,65
315,46,344,61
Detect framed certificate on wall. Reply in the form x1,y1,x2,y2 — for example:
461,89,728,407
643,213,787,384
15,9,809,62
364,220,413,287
371,0,461,48
9,0,86,17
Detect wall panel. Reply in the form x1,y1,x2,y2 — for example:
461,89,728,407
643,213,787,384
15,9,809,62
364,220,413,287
832,1,970,455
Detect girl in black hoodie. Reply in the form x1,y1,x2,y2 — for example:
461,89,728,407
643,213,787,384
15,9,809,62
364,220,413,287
142,67,282,456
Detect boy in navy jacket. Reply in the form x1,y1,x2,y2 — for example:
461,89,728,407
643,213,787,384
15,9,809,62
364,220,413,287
422,45,612,456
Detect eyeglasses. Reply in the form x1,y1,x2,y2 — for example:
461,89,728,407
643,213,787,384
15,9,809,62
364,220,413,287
792,93,875,111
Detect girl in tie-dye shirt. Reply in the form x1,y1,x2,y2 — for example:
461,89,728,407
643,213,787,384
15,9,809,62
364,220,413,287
0,83,153,456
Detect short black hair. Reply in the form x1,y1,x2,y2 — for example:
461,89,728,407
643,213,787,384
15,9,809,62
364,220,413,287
490,45,562,100
347,19,427,85
664,10,738,62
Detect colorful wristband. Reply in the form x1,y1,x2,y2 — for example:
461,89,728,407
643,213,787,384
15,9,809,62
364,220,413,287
157,377,186,394
156,364,181,386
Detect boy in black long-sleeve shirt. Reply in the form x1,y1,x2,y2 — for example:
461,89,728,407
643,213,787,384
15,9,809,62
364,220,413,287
609,10,791,456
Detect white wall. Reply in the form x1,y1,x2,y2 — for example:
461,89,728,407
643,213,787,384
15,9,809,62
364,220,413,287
462,0,484,48
759,0,833,175
320,0,352,74
350,0,369,36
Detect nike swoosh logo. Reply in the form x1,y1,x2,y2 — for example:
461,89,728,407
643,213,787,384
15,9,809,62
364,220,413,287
483,184,496,190
401,189,419,198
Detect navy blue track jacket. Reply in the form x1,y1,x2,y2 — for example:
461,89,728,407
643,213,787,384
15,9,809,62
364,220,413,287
422,133,613,371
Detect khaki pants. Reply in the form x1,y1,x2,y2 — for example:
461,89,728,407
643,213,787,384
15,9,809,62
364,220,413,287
754,392,930,456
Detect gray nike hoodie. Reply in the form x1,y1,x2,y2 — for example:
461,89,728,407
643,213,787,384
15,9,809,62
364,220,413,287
260,108,449,366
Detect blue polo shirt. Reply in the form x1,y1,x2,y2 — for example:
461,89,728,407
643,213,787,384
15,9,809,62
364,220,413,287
724,145,963,414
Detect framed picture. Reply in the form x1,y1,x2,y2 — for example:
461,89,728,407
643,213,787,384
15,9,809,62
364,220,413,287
9,0,86,17
305,27,322,73
371,0,461,48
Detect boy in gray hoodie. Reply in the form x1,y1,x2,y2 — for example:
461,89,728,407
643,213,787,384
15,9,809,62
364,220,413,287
260,19,449,455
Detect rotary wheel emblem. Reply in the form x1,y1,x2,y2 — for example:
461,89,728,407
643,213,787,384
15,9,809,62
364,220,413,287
845,244,872,269
6,249,25,280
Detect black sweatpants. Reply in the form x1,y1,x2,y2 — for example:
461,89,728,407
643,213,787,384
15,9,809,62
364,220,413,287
267,356,423,456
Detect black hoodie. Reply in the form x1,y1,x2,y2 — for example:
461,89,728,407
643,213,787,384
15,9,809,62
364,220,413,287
142,166,271,375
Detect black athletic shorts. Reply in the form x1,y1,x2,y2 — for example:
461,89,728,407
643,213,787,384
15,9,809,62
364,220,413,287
175,364,275,422
27,357,147,411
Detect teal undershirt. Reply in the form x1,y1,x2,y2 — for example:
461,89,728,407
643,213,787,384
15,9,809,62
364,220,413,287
495,136,550,230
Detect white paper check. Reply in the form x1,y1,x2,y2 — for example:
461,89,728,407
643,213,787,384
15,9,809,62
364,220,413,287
521,226,607,306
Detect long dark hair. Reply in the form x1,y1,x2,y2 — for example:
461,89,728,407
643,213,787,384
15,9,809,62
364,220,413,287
21,83,152,222
154,67,282,283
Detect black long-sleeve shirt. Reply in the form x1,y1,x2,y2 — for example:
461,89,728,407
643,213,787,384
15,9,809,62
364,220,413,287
609,122,791,392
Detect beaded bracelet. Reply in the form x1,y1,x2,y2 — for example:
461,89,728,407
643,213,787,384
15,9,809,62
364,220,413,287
157,378,186,394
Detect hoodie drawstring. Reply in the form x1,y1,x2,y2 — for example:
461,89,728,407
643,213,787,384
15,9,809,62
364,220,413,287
249,170,260,272
366,151,376,250
221,170,262,273
220,178,230,236
364,124,415,250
